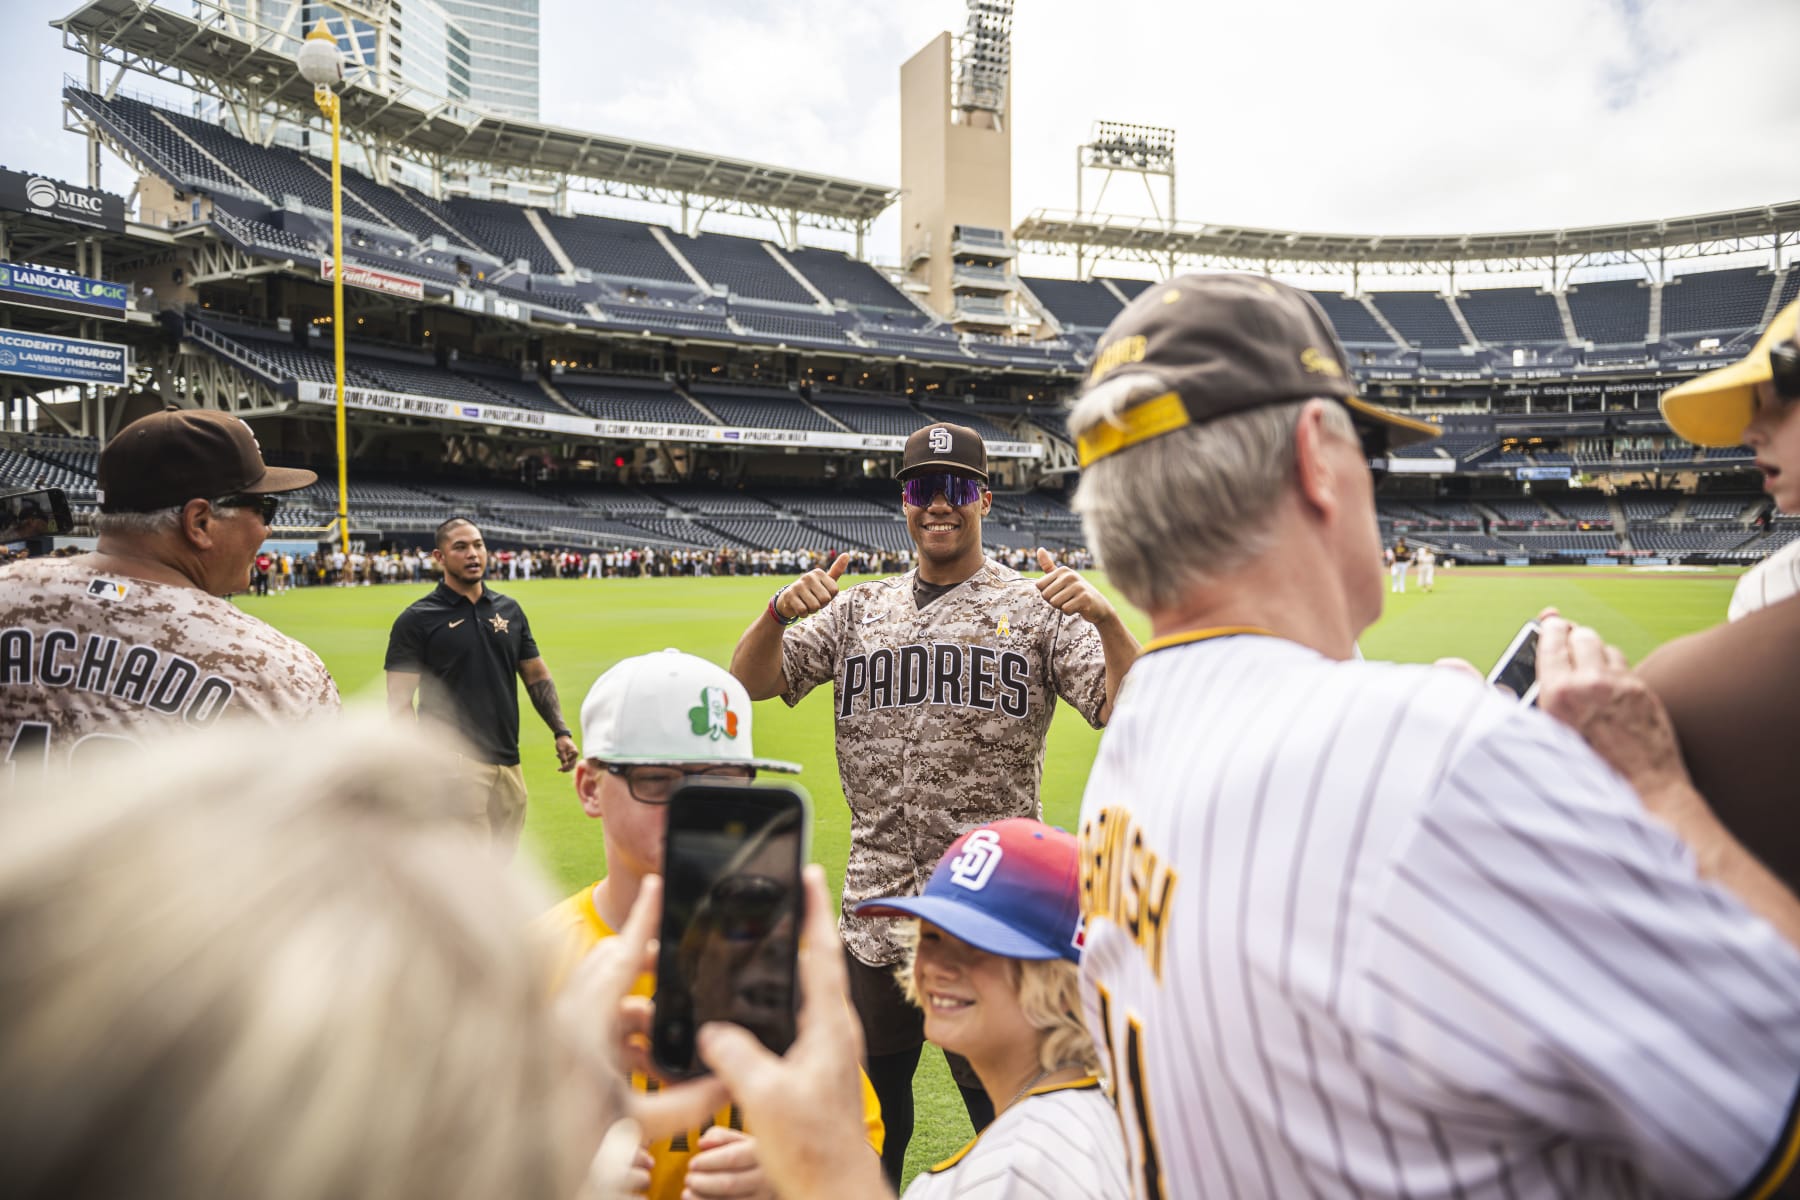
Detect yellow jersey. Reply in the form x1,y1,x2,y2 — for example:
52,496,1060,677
537,883,886,1200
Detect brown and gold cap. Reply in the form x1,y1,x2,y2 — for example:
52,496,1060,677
899,420,988,482
1076,273,1439,467
98,406,316,513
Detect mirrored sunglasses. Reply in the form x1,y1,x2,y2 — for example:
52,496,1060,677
901,474,985,508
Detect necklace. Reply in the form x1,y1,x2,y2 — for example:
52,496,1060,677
1001,1060,1085,1113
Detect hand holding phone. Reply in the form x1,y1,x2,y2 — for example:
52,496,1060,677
652,781,809,1078
1488,620,1542,705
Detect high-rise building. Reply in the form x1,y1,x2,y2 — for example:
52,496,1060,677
434,0,540,120
299,0,474,107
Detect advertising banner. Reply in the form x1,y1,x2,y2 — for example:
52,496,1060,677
319,258,426,301
294,383,1043,458
1515,466,1573,481
0,169,125,232
0,329,129,385
0,262,129,320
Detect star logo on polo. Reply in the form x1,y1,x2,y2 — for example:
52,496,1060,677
488,613,509,633
688,686,739,741
948,830,1003,891
928,426,952,454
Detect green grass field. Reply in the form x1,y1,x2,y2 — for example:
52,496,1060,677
237,564,1738,1182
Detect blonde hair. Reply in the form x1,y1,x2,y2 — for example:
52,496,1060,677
0,716,612,1200
1068,376,1358,613
893,922,1098,1075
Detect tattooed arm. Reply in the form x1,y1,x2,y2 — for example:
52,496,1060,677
520,657,579,772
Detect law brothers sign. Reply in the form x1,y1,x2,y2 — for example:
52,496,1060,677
0,329,130,386
0,170,125,233
0,262,129,320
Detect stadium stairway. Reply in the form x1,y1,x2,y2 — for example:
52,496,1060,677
1554,290,1579,344
1759,266,1793,330
524,210,579,276
649,228,712,290
1360,295,1409,347
1646,281,1664,342
799,394,852,432
764,244,837,310
1445,295,1480,349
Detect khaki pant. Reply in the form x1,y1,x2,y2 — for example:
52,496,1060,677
461,761,529,855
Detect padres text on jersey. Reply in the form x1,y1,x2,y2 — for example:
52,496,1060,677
781,559,1107,965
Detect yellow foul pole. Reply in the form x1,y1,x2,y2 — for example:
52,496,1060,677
328,95,348,551
306,20,349,550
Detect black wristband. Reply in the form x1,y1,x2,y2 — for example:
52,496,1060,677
552,729,572,740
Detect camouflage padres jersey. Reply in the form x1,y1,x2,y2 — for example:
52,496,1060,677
781,558,1107,964
0,556,339,781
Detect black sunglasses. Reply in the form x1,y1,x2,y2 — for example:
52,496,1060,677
1772,339,1800,402
215,494,281,524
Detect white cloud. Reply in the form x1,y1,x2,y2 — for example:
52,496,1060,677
3,0,1794,275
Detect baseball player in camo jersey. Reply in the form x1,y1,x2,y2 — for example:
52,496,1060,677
0,407,338,779
1067,273,1800,1199
730,421,1139,1186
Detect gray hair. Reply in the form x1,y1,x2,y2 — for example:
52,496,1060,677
1068,375,1357,613
91,501,247,538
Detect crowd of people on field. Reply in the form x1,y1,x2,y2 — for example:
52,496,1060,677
238,542,1097,593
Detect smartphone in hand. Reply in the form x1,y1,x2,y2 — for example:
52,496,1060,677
1487,620,1542,706
651,781,809,1078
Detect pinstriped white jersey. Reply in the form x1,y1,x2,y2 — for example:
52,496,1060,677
901,1079,1130,1200
1729,540,1800,621
1077,633,1800,1200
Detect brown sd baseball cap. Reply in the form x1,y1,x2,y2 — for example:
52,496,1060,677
98,406,316,513
1076,273,1439,467
899,421,988,482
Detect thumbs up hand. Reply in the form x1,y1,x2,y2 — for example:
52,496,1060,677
775,553,854,621
1033,547,1115,625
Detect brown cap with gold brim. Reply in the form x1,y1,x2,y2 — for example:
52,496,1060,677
1661,298,1800,449
1075,273,1439,468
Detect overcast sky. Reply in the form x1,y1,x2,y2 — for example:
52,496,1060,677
4,0,1797,278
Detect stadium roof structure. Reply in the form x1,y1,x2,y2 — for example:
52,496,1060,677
53,0,899,235
1016,202,1800,277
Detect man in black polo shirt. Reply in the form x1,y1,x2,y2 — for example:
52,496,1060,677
385,517,579,853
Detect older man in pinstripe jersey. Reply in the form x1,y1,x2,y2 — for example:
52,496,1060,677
1066,274,1800,1200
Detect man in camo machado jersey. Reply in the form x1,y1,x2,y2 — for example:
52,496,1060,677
730,421,1140,1186
0,407,338,781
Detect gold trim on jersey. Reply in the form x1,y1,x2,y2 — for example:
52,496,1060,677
1141,626,1277,654
1738,1077,1800,1200
927,1076,1103,1174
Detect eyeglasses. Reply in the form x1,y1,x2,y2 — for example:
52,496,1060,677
214,494,281,525
603,763,756,804
901,474,986,508
1358,426,1391,486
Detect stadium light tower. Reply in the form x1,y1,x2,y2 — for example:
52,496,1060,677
1074,121,1177,276
954,0,1013,124
298,21,350,551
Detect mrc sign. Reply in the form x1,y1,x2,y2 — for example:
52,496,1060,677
0,169,125,233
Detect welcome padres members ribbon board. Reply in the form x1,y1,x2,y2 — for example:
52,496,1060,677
293,382,1046,458
0,330,130,386
0,263,129,321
